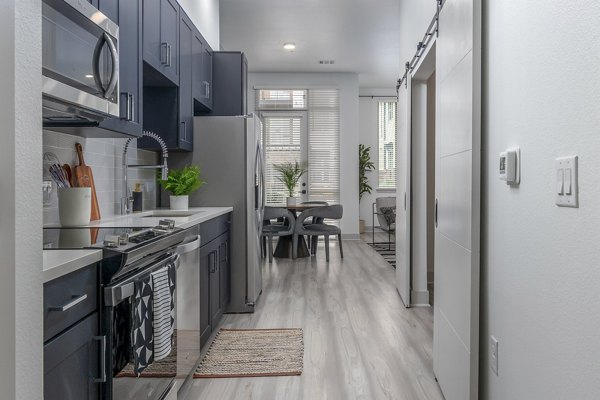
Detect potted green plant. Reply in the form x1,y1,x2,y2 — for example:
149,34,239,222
158,165,205,210
273,161,308,206
359,144,375,233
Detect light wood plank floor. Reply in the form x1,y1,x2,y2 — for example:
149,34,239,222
180,238,444,400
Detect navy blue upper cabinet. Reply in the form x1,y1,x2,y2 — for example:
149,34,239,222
193,29,213,112
143,0,179,85
202,52,248,116
97,0,143,137
178,11,194,151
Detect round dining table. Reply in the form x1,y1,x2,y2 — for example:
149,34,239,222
270,203,325,258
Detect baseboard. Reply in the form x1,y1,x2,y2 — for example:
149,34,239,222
411,290,430,306
342,233,360,240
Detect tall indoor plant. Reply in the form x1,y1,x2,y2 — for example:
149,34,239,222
273,161,308,206
359,144,375,233
158,165,205,210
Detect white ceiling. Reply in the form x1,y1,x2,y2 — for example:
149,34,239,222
219,0,401,88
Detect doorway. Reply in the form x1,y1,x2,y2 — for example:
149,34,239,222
261,111,309,205
410,42,436,307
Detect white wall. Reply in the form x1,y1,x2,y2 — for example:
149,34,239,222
358,88,397,228
398,0,600,398
0,0,43,398
249,72,360,237
179,0,220,50
481,1,600,398
43,132,159,225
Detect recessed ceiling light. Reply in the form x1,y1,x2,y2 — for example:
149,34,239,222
283,43,296,51
85,74,94,78
319,60,335,65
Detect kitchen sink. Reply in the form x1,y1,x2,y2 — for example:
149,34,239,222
140,210,204,218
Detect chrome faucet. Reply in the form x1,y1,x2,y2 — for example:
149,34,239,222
121,131,169,214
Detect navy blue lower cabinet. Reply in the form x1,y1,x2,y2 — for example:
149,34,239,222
44,312,100,400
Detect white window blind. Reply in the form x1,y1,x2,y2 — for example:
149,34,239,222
308,89,340,204
262,116,302,205
378,101,397,189
256,89,307,111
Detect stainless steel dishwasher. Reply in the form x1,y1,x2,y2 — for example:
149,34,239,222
175,225,202,390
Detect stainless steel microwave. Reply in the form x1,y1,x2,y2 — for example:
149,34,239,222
42,0,119,123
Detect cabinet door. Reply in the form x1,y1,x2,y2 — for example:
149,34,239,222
219,234,230,309
209,245,222,328
202,47,214,110
44,313,100,400
178,12,193,151
142,0,162,70
199,242,213,348
98,0,143,137
160,0,179,84
192,30,204,104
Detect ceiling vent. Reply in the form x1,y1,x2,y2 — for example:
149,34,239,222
319,60,335,65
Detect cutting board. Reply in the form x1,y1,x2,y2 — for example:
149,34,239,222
74,143,101,221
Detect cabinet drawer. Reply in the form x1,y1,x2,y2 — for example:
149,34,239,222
44,264,98,342
199,213,231,245
44,312,100,400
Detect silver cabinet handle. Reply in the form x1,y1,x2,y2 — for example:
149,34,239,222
435,198,439,228
128,93,134,121
167,44,172,67
176,235,201,255
92,335,107,383
103,33,119,100
49,294,88,312
161,42,168,65
181,121,187,141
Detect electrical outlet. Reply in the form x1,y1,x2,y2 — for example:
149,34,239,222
490,336,499,376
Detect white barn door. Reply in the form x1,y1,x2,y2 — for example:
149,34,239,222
395,75,411,307
433,0,481,399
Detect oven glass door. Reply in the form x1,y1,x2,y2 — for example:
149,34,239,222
42,0,119,115
105,254,178,400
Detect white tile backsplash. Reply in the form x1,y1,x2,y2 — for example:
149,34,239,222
43,131,160,224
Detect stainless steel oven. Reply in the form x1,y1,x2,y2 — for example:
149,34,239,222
42,0,119,122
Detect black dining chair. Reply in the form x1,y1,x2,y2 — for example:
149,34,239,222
292,205,343,262
262,206,295,263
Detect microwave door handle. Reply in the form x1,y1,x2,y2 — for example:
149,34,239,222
92,34,106,95
103,33,119,99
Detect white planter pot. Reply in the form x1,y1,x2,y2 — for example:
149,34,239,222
170,195,189,210
286,197,297,206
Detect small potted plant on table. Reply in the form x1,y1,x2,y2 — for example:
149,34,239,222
158,165,205,210
273,161,308,206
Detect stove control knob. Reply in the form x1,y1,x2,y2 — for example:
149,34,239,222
158,219,176,230
118,233,129,245
104,235,121,248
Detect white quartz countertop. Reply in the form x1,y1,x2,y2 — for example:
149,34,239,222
43,207,233,282
43,249,103,283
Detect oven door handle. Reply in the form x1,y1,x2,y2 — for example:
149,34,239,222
104,282,134,306
176,235,201,256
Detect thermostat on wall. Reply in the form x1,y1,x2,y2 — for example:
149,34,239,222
499,148,520,185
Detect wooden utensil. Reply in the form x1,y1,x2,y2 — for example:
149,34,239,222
62,164,73,187
74,143,101,221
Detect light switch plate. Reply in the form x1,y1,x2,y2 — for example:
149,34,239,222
490,336,499,376
555,156,578,207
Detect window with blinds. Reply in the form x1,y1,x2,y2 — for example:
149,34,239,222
256,89,307,110
308,89,340,204
262,116,303,204
378,101,397,189
257,88,340,206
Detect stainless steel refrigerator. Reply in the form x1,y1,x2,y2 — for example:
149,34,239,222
170,114,264,313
